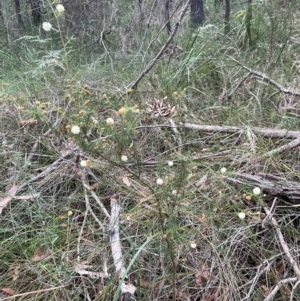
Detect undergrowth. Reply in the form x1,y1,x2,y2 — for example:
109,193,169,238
1,1,300,300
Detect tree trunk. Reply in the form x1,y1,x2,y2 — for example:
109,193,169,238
0,2,11,44
138,0,145,25
224,0,230,34
164,0,172,35
191,0,205,26
14,0,25,29
28,0,42,26
245,0,253,45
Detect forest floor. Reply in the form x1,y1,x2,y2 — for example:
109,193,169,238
1,2,300,301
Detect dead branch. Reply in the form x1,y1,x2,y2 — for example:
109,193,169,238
183,123,300,139
225,172,300,205
17,149,75,194
225,72,252,100
82,181,111,220
290,280,300,301
27,138,40,163
110,198,126,278
260,138,300,160
1,286,67,300
227,57,300,99
246,127,256,153
241,253,284,301
263,205,300,280
262,277,298,301
168,118,182,153
83,188,106,232
129,0,190,90
109,198,136,298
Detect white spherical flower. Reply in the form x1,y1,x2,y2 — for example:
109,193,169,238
56,4,65,13
106,117,114,126
121,155,128,162
80,160,91,167
238,212,246,220
167,161,174,167
220,167,227,174
80,160,87,167
156,178,163,185
71,125,80,134
172,189,178,195
42,22,52,32
253,187,261,195
190,242,197,249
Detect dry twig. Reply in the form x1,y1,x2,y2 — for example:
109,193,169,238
260,138,300,160
168,118,182,153
82,181,111,220
262,277,298,301
227,57,300,100
263,205,300,280
246,127,257,153
129,0,190,90
241,253,283,301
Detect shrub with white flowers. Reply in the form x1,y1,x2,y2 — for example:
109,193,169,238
42,22,52,32
71,125,80,134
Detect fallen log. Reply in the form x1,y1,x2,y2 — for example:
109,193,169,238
226,172,300,205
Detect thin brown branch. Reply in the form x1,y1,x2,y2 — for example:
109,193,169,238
26,100,72,164
1,286,66,300
144,0,184,57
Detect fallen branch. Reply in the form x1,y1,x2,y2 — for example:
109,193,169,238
241,253,283,301
183,123,300,139
109,198,136,298
110,198,126,278
225,172,300,205
227,57,300,99
290,280,300,301
82,181,111,220
75,174,110,279
83,189,106,232
260,137,300,160
129,0,190,90
1,285,66,300
262,277,298,301
138,122,300,139
1,149,75,214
